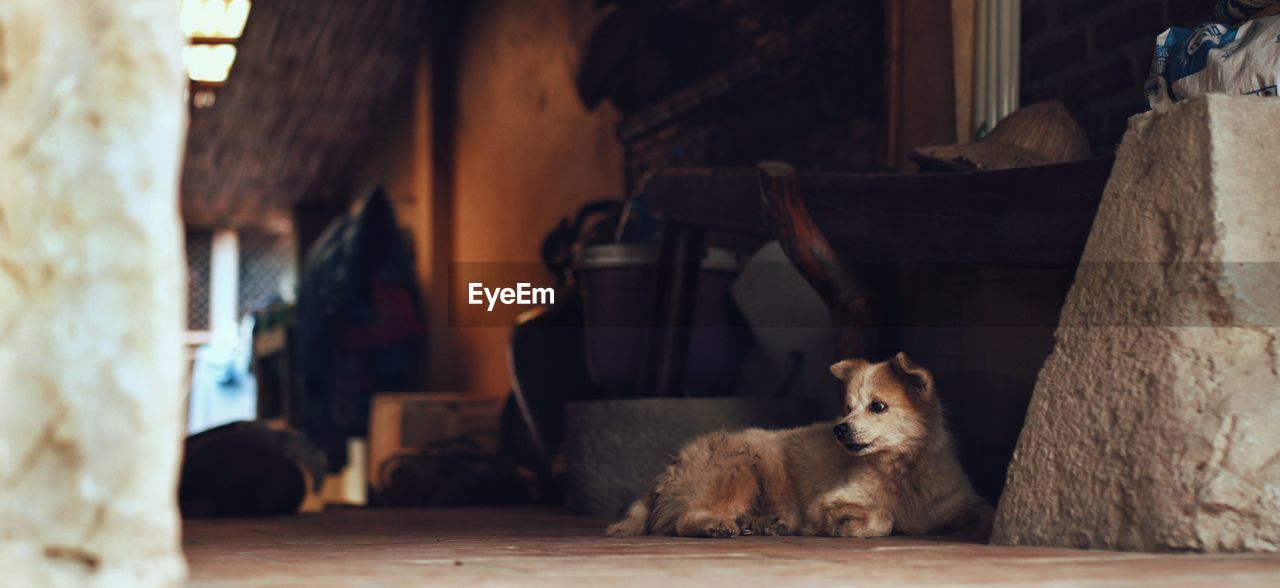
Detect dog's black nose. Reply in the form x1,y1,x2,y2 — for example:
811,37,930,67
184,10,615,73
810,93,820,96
834,423,850,438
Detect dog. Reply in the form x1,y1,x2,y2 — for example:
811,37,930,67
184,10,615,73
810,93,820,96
605,353,992,538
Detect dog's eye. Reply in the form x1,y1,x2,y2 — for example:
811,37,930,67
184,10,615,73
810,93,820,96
868,400,888,413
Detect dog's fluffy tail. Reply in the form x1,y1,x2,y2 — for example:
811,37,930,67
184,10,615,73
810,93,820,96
605,492,653,536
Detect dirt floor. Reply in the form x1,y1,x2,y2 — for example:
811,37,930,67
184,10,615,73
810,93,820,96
184,507,1280,587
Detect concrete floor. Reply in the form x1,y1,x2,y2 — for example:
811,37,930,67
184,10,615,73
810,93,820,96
184,507,1280,587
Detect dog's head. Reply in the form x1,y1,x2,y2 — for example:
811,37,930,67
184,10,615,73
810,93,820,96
828,352,936,457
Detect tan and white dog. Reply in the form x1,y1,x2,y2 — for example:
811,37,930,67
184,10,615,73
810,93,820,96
606,353,992,538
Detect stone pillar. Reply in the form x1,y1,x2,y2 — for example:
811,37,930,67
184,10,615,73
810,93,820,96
209,227,240,336
993,96,1280,552
0,1,188,585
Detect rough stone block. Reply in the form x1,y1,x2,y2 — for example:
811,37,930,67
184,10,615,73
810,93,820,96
0,1,189,585
993,95,1280,552
565,398,821,518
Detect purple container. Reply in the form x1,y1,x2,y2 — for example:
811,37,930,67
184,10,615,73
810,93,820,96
575,244,743,395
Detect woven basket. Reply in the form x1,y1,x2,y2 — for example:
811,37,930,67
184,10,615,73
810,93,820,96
912,101,1090,171
1216,0,1280,24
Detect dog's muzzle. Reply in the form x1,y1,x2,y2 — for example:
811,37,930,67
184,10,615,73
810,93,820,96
834,423,870,453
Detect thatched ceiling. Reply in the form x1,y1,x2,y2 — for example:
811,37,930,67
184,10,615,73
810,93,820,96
181,0,426,227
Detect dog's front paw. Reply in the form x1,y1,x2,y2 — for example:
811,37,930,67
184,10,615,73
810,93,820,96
748,516,793,536
675,513,741,539
704,521,740,538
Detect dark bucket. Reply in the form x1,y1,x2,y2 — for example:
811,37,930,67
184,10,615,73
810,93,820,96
575,244,744,395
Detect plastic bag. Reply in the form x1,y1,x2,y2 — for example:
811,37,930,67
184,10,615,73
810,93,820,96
1146,16,1280,109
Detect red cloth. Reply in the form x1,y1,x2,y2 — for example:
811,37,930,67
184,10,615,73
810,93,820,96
340,282,424,351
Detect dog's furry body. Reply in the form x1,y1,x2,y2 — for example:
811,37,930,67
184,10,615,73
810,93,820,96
606,354,992,538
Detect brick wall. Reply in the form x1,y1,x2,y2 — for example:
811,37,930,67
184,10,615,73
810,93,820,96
1022,0,1212,154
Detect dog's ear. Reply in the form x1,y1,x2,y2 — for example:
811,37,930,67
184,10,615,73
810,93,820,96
830,358,871,382
889,352,934,403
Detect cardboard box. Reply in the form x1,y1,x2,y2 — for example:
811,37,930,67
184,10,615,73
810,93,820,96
367,392,503,491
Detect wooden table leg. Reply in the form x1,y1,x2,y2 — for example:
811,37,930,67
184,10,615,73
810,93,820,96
637,222,705,397
758,161,876,361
